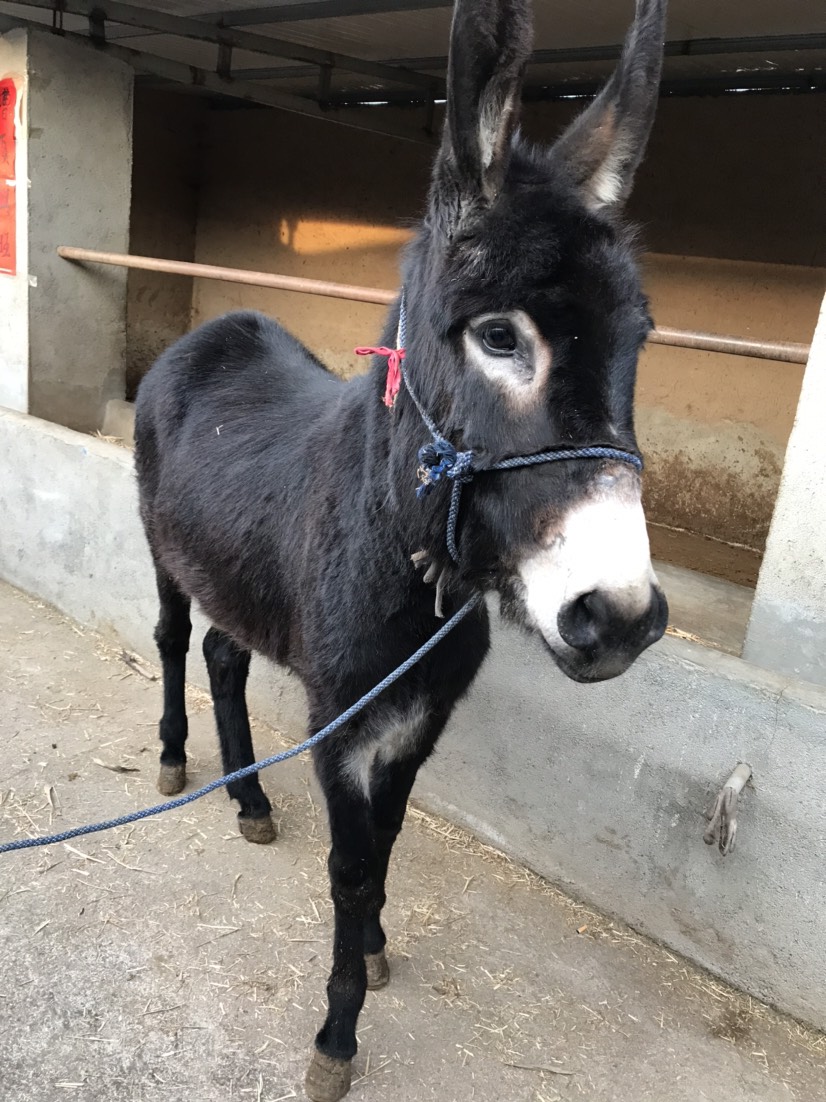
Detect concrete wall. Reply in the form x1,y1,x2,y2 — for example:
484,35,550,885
172,94,826,581
600,95,826,269
0,31,28,414
1,405,825,1030
126,90,203,399
26,31,133,432
744,295,826,685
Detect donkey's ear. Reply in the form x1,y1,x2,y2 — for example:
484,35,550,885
433,0,533,223
549,0,667,213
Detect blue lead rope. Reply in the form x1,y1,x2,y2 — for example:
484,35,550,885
0,596,480,855
2,292,643,856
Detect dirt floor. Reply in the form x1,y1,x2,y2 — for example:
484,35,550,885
1,581,825,1102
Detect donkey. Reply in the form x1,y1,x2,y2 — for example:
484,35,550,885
135,1,669,1097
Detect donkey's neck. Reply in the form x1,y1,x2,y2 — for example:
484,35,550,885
306,310,460,606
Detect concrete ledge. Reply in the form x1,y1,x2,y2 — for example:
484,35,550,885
2,406,825,1030
101,398,136,446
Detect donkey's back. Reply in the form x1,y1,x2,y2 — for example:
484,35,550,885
135,310,349,663
136,310,341,467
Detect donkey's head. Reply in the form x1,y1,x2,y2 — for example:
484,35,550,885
401,0,669,683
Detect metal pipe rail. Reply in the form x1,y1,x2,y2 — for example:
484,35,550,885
57,247,812,365
58,246,394,307
646,327,809,364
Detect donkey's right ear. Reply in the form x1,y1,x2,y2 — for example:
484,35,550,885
548,0,667,213
431,0,533,232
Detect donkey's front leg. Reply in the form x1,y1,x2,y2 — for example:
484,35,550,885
306,743,379,1102
362,751,428,991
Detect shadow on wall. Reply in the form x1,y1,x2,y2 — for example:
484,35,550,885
125,91,203,399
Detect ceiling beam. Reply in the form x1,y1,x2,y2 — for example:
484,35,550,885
101,0,451,42
0,11,435,142
229,31,826,89
0,0,444,93
347,32,826,75
204,2,451,27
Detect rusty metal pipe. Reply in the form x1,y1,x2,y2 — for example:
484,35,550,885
648,327,808,365
57,246,395,307
57,247,811,364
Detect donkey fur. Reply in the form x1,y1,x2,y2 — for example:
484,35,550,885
135,1,669,1096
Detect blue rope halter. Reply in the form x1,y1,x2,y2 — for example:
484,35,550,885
397,296,643,564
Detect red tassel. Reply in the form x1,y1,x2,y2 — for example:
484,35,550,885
355,346,406,408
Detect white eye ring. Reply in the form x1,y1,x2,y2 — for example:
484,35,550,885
464,309,552,404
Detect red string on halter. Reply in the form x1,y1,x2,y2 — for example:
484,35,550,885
354,345,406,408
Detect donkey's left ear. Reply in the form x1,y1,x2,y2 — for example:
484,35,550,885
549,0,668,213
434,0,533,222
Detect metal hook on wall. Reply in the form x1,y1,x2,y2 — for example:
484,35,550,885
703,762,753,856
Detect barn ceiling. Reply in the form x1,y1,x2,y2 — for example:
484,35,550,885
0,0,823,125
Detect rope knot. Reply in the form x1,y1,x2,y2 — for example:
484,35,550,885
355,345,406,408
416,438,474,499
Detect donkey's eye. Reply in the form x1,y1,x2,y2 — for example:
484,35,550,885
479,321,517,356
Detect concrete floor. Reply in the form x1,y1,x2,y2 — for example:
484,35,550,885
1,581,824,1102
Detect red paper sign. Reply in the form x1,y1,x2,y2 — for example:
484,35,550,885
0,78,18,277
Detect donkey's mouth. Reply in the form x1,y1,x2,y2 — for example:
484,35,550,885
541,639,639,684
500,580,665,683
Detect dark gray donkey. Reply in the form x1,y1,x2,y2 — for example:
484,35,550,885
135,1,669,1097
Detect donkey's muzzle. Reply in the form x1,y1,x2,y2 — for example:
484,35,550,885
555,583,668,682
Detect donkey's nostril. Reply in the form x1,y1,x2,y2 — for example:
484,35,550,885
557,590,604,651
557,585,667,657
582,589,611,623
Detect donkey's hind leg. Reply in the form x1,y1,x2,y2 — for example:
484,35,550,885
203,627,276,844
154,568,192,796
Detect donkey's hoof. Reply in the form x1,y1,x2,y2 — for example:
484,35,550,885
238,813,277,845
365,949,390,990
305,1049,351,1102
157,763,186,796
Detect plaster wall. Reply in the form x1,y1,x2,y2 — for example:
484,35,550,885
743,295,826,685
189,106,424,376
178,95,825,576
637,255,823,583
